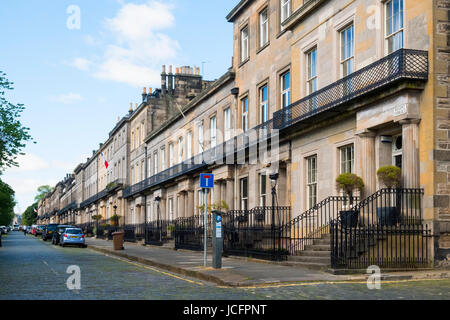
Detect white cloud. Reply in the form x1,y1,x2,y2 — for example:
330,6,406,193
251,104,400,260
9,154,50,172
70,1,179,88
49,93,83,104
70,57,93,71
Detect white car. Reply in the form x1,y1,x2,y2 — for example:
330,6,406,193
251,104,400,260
0,226,7,234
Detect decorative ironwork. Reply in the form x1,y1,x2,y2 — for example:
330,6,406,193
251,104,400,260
329,188,432,269
174,214,212,251
273,49,428,130
222,206,291,261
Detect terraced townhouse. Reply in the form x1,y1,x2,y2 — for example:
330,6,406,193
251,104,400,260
38,0,449,270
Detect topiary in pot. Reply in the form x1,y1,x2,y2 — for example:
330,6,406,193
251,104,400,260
377,165,401,189
336,173,364,228
376,166,402,226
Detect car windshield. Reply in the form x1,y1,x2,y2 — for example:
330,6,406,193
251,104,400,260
65,229,82,234
47,225,57,230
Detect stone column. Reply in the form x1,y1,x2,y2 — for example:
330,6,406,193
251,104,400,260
400,119,420,188
187,190,194,217
178,193,185,218
356,130,376,197
226,179,234,210
214,180,221,206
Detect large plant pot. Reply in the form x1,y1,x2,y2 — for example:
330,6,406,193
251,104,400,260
376,207,398,226
339,210,358,228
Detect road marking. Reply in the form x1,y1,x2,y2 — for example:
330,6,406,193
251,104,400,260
227,277,446,290
98,252,204,286
42,260,59,276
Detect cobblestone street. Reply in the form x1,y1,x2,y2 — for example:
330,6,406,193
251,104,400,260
1,232,449,300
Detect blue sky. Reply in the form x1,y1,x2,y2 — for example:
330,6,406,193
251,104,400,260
0,0,237,213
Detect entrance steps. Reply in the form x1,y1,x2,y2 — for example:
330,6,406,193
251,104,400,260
287,234,331,271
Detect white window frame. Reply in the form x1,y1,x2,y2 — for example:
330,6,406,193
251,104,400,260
340,24,354,77
154,152,158,175
241,97,249,132
306,155,318,209
281,0,291,24
178,137,183,163
187,131,193,159
198,122,204,153
169,143,174,167
340,144,354,174
260,84,269,123
224,108,231,141
210,116,217,148
240,177,249,210
306,48,318,95
259,173,267,207
281,71,291,108
385,0,404,54
259,8,269,48
241,26,249,63
160,147,166,171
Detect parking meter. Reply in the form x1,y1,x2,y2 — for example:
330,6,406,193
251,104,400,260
212,210,224,269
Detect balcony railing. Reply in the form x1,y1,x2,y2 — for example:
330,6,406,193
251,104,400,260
79,188,108,209
273,49,428,130
58,201,77,216
123,118,275,199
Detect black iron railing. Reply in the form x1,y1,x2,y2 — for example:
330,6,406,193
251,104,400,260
122,223,145,242
329,188,432,269
58,202,77,216
284,196,358,255
273,49,428,130
174,214,212,251
145,220,174,245
80,189,108,209
222,206,291,261
123,118,275,199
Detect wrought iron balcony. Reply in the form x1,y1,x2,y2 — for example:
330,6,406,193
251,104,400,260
273,49,428,130
123,118,275,199
79,188,108,209
58,201,78,216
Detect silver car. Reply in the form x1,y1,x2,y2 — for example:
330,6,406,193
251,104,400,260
59,228,87,248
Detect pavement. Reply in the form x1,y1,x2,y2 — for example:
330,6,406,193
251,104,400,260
86,237,450,287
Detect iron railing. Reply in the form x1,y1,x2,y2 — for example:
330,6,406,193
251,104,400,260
174,214,212,251
123,118,275,199
122,223,145,242
145,220,174,245
79,189,108,209
329,188,432,269
283,196,358,255
273,49,428,130
222,206,291,261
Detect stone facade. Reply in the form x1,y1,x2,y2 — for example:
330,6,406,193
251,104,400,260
36,0,449,265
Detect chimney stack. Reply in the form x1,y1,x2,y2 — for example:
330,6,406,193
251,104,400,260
142,87,147,103
161,65,167,95
129,103,133,114
168,64,174,95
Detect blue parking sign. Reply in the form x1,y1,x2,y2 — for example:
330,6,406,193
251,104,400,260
200,173,214,189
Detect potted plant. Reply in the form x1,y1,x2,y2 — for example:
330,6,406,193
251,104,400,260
109,214,121,227
376,165,402,226
336,173,364,228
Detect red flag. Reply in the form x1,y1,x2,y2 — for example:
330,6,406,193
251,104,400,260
100,152,109,169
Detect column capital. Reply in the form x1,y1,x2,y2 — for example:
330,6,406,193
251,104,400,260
399,118,421,125
355,129,376,138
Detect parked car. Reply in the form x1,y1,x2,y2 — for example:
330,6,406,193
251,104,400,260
59,228,86,248
42,224,59,241
27,226,33,234
0,226,7,234
34,225,44,237
52,225,75,245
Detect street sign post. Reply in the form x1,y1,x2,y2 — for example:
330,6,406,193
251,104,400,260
200,174,214,267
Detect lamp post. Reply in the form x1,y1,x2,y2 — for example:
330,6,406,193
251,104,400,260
269,173,279,258
155,196,161,243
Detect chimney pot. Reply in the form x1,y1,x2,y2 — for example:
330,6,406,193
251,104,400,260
169,65,172,74
176,67,179,74
143,87,147,94
162,65,166,74
148,87,152,94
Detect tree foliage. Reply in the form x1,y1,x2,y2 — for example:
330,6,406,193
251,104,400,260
22,202,38,226
34,185,53,202
0,71,34,173
0,179,15,225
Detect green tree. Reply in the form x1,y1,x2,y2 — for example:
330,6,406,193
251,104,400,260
22,202,38,226
34,185,53,202
0,179,16,225
0,71,34,173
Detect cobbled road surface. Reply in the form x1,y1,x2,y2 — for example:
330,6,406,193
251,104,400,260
1,232,449,300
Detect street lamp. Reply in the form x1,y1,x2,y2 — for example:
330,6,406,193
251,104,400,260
269,173,279,257
155,196,161,242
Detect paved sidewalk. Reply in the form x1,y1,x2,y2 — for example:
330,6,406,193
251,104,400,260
86,238,450,287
